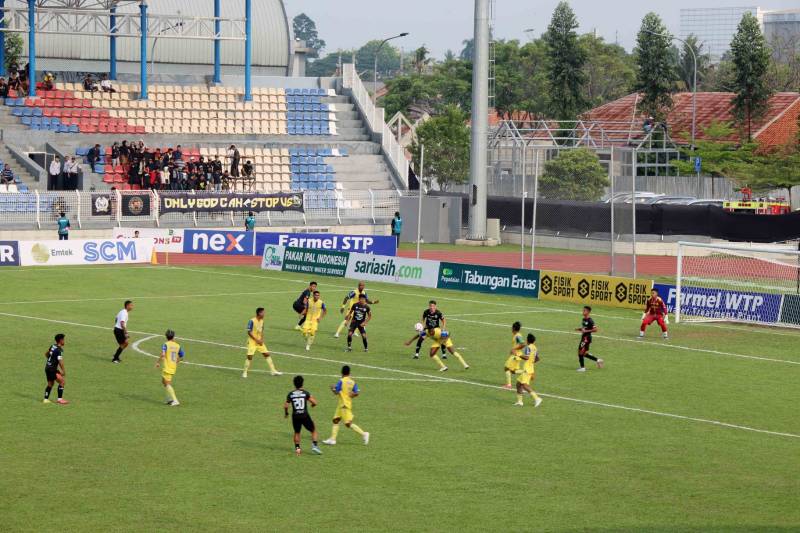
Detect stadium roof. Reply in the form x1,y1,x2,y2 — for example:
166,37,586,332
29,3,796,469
582,92,800,148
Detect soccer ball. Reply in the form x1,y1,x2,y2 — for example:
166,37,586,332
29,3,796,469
414,322,424,333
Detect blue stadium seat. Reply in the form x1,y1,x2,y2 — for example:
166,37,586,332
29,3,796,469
11,108,23,117
32,107,42,117
21,116,31,126
4,97,16,106
69,124,80,133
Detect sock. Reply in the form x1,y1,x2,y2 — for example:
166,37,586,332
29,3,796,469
362,337,368,349
584,353,598,362
243,359,252,373
331,424,340,440
312,440,318,447
57,385,64,399
336,320,347,336
530,390,541,402
298,316,306,326
452,352,468,368
516,393,523,404
165,384,178,402
44,385,52,399
432,355,445,369
266,357,277,373
347,335,353,347
415,337,424,354
349,424,365,436
113,347,122,360
295,443,301,450
505,370,512,386
307,334,315,347
578,354,585,368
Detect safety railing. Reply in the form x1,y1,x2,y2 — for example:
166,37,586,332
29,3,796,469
0,188,400,230
342,63,409,189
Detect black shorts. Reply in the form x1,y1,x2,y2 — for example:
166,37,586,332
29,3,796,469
292,414,315,433
292,301,305,314
348,323,366,335
114,327,127,345
45,368,58,381
578,336,592,353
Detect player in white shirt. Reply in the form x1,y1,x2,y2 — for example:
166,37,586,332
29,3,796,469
112,300,134,363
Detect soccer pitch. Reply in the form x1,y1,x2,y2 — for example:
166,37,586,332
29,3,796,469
2,264,799,532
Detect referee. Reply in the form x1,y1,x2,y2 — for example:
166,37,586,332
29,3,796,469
112,300,134,363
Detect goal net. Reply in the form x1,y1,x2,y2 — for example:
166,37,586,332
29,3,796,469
675,241,800,328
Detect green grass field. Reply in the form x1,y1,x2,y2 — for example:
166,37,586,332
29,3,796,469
2,264,799,532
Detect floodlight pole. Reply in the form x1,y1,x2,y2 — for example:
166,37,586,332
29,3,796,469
109,4,117,80
139,1,148,100
416,144,424,260
27,0,35,97
244,0,252,101
213,0,221,83
467,0,490,240
373,33,409,103
0,0,7,77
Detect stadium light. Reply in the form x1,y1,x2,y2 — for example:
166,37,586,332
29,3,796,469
644,29,697,147
373,32,409,103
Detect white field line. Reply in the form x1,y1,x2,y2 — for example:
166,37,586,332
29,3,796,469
1,311,798,440
448,317,800,367
131,335,446,383
0,265,162,273
0,290,298,306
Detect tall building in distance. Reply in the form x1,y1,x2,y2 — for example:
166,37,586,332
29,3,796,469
679,7,760,63
680,7,800,63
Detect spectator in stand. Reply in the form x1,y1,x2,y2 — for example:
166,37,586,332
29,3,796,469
49,156,63,191
57,212,71,240
159,164,170,190
42,72,55,91
211,163,222,191
148,157,160,189
111,142,120,167
173,145,183,161
0,77,8,98
68,157,80,190
242,160,254,190
228,145,240,177
100,74,116,93
221,170,231,190
8,71,20,92
19,64,29,94
87,144,101,170
197,171,208,191
1,164,14,185
213,155,223,177
62,157,76,190
119,140,130,165
83,73,98,92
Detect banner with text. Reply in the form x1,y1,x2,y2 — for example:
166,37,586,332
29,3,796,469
0,241,20,267
261,244,286,271
539,271,652,309
115,228,184,253
437,262,540,298
18,239,154,267
656,283,782,324
282,247,348,277
255,232,396,257
183,230,255,256
160,192,304,214
346,252,439,288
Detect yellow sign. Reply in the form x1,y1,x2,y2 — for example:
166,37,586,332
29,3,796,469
538,270,653,310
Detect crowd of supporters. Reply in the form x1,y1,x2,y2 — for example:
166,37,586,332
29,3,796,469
91,141,254,191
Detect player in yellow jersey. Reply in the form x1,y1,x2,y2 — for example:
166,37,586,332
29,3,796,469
514,333,542,408
322,365,370,446
504,321,525,389
155,329,184,406
242,307,282,378
429,327,469,372
334,281,379,338
302,290,327,351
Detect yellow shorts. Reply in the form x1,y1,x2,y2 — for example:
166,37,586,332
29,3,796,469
161,370,174,382
505,356,520,371
334,405,353,423
516,372,534,385
302,323,318,336
246,340,268,356
432,337,453,349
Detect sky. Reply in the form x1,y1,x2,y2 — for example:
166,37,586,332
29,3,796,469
283,0,800,58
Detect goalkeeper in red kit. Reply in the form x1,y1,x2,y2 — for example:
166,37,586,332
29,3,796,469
640,288,669,339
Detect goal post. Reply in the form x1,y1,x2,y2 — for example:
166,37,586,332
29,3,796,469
674,241,800,329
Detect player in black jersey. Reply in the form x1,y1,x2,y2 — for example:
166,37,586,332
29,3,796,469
575,306,604,372
43,333,69,405
410,300,447,359
293,281,317,330
284,375,321,456
345,294,371,352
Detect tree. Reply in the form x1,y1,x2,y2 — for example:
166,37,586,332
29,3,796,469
677,35,710,92
459,39,474,61
539,148,609,200
443,49,456,62
730,12,773,141
543,1,587,120
409,106,470,191
306,50,350,77
292,13,326,58
581,34,636,108
356,40,401,78
5,33,23,73
634,13,676,121
412,45,431,75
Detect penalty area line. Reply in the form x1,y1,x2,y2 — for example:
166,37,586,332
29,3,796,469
0,311,798,440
